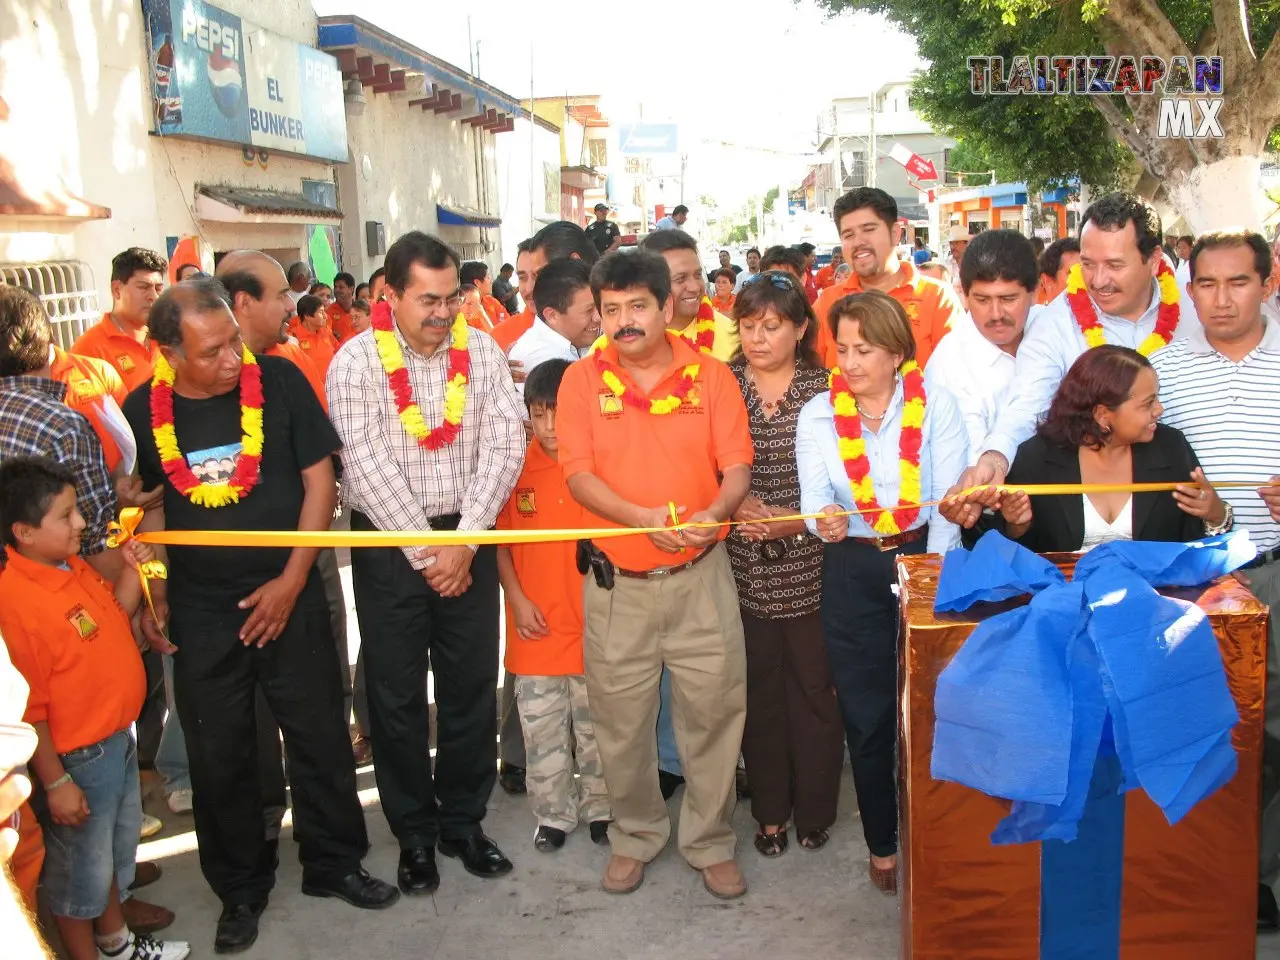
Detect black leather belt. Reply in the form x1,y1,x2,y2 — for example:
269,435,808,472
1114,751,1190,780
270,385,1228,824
614,545,715,580
1243,547,1280,570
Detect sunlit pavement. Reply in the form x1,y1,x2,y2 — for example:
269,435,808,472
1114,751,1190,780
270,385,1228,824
124,535,1280,960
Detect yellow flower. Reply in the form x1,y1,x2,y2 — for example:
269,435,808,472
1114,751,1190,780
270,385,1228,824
452,312,470,349
153,423,180,462
589,334,608,355
1157,272,1180,303
1065,263,1086,295
900,461,923,502
900,360,920,377
1137,332,1167,357
399,403,429,439
373,329,405,372
602,370,625,396
838,436,865,461
873,511,902,536
833,391,858,418
153,353,177,385
684,364,701,379
901,398,925,430
853,475,877,505
650,397,677,415
1084,327,1108,348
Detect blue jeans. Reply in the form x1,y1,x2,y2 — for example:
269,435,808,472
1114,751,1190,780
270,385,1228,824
34,729,141,919
155,655,191,795
657,666,682,776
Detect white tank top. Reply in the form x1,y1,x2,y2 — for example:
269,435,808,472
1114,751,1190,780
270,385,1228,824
1081,495,1133,552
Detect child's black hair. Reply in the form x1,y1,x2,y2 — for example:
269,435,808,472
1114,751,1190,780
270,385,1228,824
0,456,76,548
523,358,571,411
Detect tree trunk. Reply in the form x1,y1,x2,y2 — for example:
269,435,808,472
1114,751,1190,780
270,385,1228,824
1162,155,1267,235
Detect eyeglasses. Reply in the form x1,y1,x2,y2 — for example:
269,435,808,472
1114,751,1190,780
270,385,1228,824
418,291,466,312
743,271,801,293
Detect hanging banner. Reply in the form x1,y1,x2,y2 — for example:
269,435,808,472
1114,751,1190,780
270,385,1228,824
141,0,348,163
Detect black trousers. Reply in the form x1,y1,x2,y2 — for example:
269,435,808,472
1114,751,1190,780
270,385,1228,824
349,511,500,848
170,577,367,905
820,535,925,858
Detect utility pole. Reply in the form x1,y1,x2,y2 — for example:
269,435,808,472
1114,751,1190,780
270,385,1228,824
868,89,877,188
679,153,687,205
831,103,840,206
467,16,474,74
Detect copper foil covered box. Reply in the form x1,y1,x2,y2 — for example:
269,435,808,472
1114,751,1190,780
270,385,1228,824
896,553,1268,960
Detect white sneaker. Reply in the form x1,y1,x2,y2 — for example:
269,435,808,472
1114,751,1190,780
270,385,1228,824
139,813,163,839
99,933,191,960
166,788,193,814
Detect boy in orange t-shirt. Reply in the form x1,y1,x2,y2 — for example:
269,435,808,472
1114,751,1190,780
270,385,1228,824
495,359,611,852
292,294,340,378
0,457,188,960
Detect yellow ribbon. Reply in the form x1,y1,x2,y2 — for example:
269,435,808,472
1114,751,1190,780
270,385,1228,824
106,507,167,626
121,481,1267,549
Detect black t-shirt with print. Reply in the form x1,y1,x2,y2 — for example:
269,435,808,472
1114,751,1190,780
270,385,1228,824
585,220,621,254
123,355,340,611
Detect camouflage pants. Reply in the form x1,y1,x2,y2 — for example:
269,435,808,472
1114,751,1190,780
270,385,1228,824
515,674,611,832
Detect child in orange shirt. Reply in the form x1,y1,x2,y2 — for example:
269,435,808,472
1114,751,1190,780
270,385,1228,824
293,294,340,378
0,457,189,960
711,268,737,314
496,360,611,852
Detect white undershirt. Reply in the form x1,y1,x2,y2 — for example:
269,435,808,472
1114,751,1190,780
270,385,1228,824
1081,495,1133,551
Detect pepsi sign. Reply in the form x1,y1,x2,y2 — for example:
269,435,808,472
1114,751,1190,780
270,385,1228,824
143,0,347,163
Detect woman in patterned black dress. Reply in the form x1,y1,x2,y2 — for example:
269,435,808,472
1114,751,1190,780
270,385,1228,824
726,273,845,858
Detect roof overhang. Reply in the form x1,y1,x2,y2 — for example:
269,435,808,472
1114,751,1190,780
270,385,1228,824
437,203,501,228
561,165,606,190
195,185,343,225
318,16,521,134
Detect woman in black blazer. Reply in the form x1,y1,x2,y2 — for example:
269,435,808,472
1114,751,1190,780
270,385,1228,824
994,346,1232,551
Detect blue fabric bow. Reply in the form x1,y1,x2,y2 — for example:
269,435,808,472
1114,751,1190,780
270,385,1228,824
931,530,1253,844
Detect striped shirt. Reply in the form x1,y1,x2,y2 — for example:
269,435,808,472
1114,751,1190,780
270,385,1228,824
1151,319,1280,551
0,377,115,554
325,324,527,570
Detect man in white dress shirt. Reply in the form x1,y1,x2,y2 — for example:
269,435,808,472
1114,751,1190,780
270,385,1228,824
508,259,601,392
946,192,1201,520
925,229,1039,460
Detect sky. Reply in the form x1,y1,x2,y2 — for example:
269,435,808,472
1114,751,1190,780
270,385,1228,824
311,0,925,207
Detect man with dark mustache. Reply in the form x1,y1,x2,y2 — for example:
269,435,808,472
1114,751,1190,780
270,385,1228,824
925,230,1039,458
555,250,753,901
813,188,962,368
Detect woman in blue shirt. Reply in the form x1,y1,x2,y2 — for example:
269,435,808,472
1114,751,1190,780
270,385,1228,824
795,290,967,894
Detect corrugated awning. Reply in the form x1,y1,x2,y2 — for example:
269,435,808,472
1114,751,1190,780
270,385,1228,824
0,96,109,221
437,203,500,228
195,185,343,224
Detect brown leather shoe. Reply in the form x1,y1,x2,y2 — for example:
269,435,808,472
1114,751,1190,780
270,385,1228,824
129,860,162,890
701,859,747,900
869,857,898,895
601,854,645,894
352,734,373,767
121,896,175,934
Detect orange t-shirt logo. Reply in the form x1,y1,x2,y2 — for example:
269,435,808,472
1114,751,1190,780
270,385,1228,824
598,393,623,416
516,489,537,516
66,605,99,640
117,355,135,372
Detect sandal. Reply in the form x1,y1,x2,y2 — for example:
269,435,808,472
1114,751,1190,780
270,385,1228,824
798,828,829,851
869,857,898,895
753,827,789,858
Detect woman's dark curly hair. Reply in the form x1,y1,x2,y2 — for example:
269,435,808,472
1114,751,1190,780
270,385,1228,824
1037,344,1152,450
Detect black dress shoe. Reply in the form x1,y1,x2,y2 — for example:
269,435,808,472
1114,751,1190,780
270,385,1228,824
659,769,685,801
396,846,440,895
534,826,566,852
1260,883,1279,932
499,764,526,795
438,832,514,878
214,899,267,954
589,820,612,845
302,868,400,909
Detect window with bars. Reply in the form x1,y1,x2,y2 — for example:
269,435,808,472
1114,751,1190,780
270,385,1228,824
0,260,100,349
589,139,608,168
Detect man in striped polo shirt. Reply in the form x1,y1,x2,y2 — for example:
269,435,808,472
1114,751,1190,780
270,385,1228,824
1150,229,1280,931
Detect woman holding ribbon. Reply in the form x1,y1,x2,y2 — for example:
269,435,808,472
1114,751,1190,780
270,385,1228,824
796,290,967,893
992,345,1230,550
726,272,844,858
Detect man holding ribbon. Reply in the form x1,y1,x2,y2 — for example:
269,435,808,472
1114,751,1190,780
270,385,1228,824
121,280,397,954
556,249,753,900
326,231,526,893
948,192,1203,521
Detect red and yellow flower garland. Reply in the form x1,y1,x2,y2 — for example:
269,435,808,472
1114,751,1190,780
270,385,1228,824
598,355,701,415
371,301,470,451
150,347,263,507
1065,259,1180,356
829,361,925,536
684,296,717,353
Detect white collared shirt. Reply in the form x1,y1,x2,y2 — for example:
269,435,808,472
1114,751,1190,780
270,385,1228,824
924,309,1031,460
508,317,590,395
981,281,1202,464
1151,317,1280,552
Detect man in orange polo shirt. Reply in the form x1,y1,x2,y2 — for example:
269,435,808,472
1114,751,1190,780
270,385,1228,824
292,295,340,379
814,246,843,290
72,248,166,392
556,249,752,901
813,188,962,368
327,272,357,343
492,240,538,353
461,262,509,328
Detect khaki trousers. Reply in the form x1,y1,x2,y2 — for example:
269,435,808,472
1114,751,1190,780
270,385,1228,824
583,543,746,867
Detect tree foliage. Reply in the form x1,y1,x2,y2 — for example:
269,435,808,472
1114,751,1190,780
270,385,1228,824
816,0,1280,194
